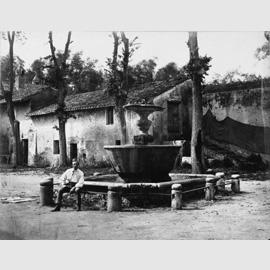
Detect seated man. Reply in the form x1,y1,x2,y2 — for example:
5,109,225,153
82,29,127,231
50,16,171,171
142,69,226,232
52,158,84,212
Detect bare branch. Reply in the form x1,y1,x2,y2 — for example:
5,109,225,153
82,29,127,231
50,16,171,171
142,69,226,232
188,32,199,59
112,32,119,72
8,31,15,93
121,32,129,91
48,31,59,68
62,31,72,66
7,32,11,43
121,32,128,42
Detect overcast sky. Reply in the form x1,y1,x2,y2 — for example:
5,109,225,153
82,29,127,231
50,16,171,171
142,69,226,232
0,31,269,82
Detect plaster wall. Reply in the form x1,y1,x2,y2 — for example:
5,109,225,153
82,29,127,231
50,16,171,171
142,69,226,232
203,87,270,127
0,102,33,155
30,108,148,167
203,87,270,161
153,80,192,142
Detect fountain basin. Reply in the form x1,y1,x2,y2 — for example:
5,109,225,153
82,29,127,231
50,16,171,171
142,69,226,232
104,145,181,183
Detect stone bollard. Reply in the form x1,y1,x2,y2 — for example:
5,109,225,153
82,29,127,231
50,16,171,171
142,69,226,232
171,184,182,210
205,177,215,201
40,177,54,206
215,172,225,192
107,185,122,212
231,174,241,193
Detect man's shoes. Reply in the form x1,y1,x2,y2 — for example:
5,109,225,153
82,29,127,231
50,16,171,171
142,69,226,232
76,207,81,212
51,205,61,212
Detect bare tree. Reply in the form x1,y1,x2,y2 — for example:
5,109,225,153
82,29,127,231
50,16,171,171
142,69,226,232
0,31,25,166
48,31,72,166
186,32,211,173
106,31,138,144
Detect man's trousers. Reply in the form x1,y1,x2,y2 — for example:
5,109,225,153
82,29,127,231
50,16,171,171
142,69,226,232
56,183,81,209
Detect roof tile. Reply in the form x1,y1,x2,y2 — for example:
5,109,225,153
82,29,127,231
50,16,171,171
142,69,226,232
0,83,52,103
27,77,186,117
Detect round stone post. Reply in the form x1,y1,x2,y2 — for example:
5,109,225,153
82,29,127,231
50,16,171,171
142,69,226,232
40,177,54,206
171,184,182,210
107,185,122,212
205,177,215,201
215,172,225,192
231,174,240,193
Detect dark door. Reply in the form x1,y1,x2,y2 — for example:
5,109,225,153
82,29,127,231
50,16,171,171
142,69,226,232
22,139,28,165
70,143,78,161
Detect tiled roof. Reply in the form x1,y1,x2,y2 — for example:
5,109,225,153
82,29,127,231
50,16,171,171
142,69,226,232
0,83,52,103
203,78,270,94
28,77,187,117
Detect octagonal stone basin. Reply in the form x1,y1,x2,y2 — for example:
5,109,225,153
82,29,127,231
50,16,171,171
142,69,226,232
104,144,181,183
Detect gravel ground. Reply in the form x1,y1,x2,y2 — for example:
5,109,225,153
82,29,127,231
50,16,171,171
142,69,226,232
0,170,270,240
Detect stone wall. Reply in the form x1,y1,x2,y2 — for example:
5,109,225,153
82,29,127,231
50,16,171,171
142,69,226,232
203,87,270,127
203,86,270,161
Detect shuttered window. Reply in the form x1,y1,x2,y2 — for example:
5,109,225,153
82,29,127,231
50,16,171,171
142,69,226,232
53,140,60,154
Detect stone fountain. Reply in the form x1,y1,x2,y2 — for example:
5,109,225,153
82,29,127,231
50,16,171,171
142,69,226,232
104,103,181,183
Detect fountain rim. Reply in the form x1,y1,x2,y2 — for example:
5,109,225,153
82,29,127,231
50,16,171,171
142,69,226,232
104,144,181,149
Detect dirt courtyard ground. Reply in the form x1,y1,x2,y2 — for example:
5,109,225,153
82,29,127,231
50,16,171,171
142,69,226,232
0,169,270,240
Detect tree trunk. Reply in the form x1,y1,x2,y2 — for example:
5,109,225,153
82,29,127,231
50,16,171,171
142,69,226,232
118,32,129,144
117,106,128,144
188,32,205,174
48,31,71,167
57,82,68,166
5,101,20,166
110,32,128,144
58,114,68,166
57,81,68,166
1,31,21,167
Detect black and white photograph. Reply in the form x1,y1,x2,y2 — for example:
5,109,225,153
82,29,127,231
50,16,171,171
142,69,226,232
0,0,269,252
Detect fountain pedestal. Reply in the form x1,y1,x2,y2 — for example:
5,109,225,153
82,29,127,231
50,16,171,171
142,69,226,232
124,104,163,145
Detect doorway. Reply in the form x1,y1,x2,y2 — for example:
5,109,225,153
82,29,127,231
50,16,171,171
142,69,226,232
70,143,78,162
22,139,28,165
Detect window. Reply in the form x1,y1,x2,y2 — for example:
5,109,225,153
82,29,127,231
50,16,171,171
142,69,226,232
53,140,60,154
106,107,114,125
